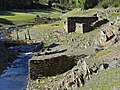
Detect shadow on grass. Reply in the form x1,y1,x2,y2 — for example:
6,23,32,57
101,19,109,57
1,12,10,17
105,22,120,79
44,49,67,55
48,43,59,48
0,11,15,16
0,18,14,25
7,4,62,15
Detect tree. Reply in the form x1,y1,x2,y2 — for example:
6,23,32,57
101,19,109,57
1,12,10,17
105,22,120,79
48,0,60,7
75,0,97,9
0,0,33,9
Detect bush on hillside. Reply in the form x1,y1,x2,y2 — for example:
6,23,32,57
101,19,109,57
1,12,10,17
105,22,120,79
98,0,120,8
47,0,98,10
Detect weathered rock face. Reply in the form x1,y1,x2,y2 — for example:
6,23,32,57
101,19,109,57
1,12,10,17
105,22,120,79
49,58,120,90
27,53,120,90
98,25,120,47
29,55,79,80
116,16,120,23
50,60,91,90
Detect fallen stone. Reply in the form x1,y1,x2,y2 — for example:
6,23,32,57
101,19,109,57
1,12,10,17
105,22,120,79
99,63,109,71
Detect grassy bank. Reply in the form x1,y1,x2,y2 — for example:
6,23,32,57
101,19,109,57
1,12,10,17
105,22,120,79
0,8,63,28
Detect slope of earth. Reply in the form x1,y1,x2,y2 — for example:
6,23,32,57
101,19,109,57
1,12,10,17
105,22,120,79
11,7,120,55
78,46,120,90
0,8,62,28
10,7,120,90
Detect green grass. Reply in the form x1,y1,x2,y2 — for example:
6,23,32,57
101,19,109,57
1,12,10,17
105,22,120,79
10,8,120,49
86,46,120,68
78,68,120,90
0,9,63,28
108,12,120,21
86,49,112,67
18,8,120,90
0,14,34,21
29,70,71,90
0,12,34,27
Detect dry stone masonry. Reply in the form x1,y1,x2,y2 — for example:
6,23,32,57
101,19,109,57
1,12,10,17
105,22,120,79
50,60,91,90
29,55,79,80
98,24,120,47
64,15,109,33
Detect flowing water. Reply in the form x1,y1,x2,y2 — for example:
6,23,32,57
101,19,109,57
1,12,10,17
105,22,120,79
0,46,34,90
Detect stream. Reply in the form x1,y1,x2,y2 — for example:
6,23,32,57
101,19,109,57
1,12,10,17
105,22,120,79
0,24,41,90
0,43,42,90
0,46,34,90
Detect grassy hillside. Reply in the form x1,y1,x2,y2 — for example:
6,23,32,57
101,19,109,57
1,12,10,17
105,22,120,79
78,68,120,90
0,9,62,28
1,6,120,90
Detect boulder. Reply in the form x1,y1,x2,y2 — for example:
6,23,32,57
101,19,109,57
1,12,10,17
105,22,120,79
49,60,91,90
105,29,114,39
98,25,120,47
116,16,120,23
99,63,109,71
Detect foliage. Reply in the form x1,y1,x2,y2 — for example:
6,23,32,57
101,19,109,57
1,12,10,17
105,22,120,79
46,0,98,10
98,0,120,8
0,0,120,10
0,0,33,9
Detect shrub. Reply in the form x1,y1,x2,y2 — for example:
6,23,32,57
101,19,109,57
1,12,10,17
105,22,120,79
75,0,98,9
98,0,120,8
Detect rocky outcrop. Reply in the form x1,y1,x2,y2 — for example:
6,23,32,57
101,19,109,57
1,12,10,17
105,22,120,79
49,59,120,90
27,53,120,90
46,60,108,90
97,25,120,47
50,60,90,90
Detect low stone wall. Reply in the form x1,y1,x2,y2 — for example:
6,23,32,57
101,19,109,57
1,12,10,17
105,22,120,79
105,8,120,14
66,17,98,33
29,55,79,80
64,16,109,33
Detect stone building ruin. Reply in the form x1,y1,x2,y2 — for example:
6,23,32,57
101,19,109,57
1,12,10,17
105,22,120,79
64,16,109,33
29,55,79,80
34,15,61,24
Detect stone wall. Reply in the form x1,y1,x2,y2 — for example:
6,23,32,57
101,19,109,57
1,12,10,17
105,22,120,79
65,17,98,33
29,55,79,80
105,8,120,15
64,16,109,33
